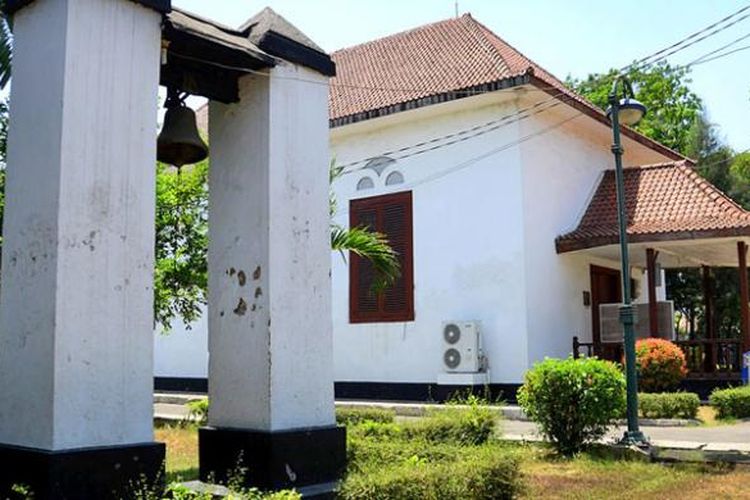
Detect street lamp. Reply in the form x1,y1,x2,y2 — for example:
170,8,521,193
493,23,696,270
606,75,649,447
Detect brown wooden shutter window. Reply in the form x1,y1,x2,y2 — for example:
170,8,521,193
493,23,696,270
349,191,414,323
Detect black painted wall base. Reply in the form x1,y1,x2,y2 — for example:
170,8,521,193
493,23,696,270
154,377,522,403
335,381,522,403
199,426,346,496
0,441,165,500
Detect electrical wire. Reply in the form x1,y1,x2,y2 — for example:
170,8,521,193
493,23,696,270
686,31,750,66
690,43,750,66
626,3,750,70
332,146,750,221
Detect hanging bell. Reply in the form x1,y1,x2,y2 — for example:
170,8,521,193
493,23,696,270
157,88,209,167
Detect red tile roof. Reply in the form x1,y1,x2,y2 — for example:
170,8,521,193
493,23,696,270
556,161,750,253
329,14,686,162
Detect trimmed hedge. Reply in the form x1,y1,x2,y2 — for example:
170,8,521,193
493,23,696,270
710,385,750,419
518,357,625,456
336,407,396,426
638,392,700,419
341,443,520,500
347,405,497,446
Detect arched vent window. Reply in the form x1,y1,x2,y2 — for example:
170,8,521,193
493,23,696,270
385,171,404,186
357,177,374,190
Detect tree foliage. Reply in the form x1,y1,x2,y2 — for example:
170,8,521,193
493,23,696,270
154,162,209,331
566,62,702,153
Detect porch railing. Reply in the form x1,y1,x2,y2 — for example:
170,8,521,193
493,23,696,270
572,336,594,359
674,338,742,377
572,336,742,378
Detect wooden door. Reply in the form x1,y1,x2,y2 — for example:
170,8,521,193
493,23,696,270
590,265,622,361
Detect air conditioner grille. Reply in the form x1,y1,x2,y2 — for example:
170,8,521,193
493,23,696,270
444,348,461,369
443,324,461,344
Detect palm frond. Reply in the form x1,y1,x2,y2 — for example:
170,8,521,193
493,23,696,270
331,225,400,290
0,7,12,89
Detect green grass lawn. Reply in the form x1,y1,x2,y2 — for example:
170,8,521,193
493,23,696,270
154,422,750,499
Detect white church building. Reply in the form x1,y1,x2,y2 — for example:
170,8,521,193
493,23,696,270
156,14,750,400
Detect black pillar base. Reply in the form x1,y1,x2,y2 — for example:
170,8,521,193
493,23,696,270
0,441,165,500
199,426,346,496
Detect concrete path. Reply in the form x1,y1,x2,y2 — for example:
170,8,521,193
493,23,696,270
154,395,750,448
501,418,750,449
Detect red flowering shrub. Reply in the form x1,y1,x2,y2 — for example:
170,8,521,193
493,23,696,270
632,339,688,392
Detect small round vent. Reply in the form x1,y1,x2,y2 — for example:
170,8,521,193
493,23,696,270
444,348,461,369
443,323,461,344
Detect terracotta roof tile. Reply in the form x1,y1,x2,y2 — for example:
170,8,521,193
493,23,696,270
329,14,532,122
556,162,750,253
329,14,687,162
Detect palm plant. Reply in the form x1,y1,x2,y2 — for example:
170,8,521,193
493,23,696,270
329,160,400,290
0,3,11,89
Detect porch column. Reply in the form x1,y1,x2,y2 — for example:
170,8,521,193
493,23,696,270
739,241,750,352
0,0,166,497
201,63,345,493
646,248,659,336
702,265,717,373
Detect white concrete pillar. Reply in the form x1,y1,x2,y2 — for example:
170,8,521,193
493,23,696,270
201,62,344,492
0,0,165,497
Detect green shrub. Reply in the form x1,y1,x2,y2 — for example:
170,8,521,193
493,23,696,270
710,385,750,419
403,405,496,445
518,357,626,456
633,339,688,392
336,407,396,426
346,435,473,474
340,444,521,500
186,399,209,426
638,392,700,419
346,404,497,446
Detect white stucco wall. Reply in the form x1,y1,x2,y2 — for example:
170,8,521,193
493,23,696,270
517,91,673,366
154,308,208,379
153,84,677,387
330,91,530,385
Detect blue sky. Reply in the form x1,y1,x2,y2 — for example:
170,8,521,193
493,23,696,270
173,0,750,151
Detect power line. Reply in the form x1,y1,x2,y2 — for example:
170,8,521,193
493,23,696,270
627,3,750,71
333,112,585,219
691,43,750,66
687,31,750,66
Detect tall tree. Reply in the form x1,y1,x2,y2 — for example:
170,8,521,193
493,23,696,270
566,62,702,154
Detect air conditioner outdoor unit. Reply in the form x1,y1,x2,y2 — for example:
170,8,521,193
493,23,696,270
442,321,481,372
599,301,675,343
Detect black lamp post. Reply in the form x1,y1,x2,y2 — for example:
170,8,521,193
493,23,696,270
606,75,649,446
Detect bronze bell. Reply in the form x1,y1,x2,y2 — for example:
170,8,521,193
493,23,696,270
157,88,208,167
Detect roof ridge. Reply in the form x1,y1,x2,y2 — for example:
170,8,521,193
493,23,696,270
677,162,750,217
456,15,515,77
623,160,687,170
459,14,534,74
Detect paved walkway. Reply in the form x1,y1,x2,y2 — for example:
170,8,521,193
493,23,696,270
154,396,750,450
502,419,750,448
